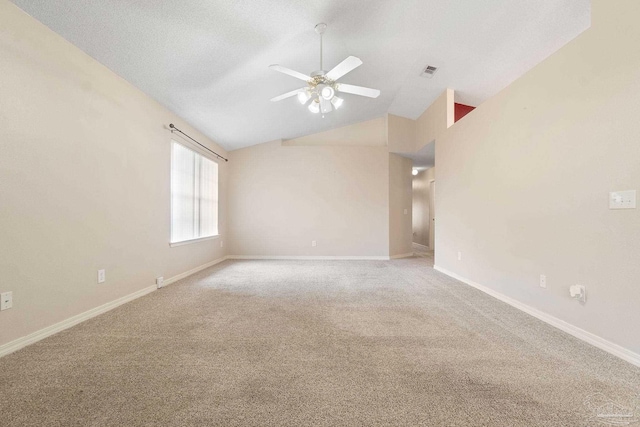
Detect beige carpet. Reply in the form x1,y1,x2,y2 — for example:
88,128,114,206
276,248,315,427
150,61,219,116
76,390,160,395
1,257,638,426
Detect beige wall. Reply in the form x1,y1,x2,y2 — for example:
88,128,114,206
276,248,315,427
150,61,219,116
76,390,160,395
388,91,454,155
387,114,417,153
0,2,228,347
229,119,417,259
435,0,640,354
283,116,387,147
412,167,435,248
389,155,414,256
416,89,454,150
228,141,390,257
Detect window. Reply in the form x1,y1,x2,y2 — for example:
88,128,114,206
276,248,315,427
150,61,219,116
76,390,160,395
171,141,218,244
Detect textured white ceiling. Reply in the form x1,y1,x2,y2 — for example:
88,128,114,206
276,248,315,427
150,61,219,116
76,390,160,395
11,0,590,151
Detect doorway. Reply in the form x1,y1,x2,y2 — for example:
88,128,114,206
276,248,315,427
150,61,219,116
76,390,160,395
411,167,435,262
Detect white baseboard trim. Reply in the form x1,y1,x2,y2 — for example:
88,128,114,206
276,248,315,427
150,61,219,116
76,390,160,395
412,243,429,251
390,253,414,259
161,256,229,287
227,255,390,261
0,256,230,359
433,265,640,368
0,284,156,359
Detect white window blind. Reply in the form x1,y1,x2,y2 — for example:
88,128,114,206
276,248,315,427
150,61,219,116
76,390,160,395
171,141,218,243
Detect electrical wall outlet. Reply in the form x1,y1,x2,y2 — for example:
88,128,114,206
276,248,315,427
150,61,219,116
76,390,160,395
97,269,106,284
457,251,462,261
540,274,547,288
156,277,164,289
312,240,317,247
1,292,13,311
570,285,586,303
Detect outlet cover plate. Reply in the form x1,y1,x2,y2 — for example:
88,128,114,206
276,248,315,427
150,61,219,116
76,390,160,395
1,291,13,310
540,274,547,288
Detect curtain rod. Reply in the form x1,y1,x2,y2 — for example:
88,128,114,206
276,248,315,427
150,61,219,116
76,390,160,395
169,124,228,162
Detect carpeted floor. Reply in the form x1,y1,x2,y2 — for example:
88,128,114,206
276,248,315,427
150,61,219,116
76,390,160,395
1,257,639,426
411,242,433,260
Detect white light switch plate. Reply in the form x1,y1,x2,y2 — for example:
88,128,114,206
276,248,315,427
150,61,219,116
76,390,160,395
610,190,636,209
1,292,13,310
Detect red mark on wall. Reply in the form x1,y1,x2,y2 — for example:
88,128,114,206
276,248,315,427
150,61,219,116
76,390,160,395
455,103,475,122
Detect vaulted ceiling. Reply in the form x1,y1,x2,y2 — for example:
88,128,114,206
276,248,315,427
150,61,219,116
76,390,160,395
11,0,590,151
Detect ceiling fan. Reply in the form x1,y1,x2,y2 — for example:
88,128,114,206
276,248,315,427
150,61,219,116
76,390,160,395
269,23,380,116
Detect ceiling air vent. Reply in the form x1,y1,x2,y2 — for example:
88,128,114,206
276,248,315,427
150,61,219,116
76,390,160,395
420,65,438,78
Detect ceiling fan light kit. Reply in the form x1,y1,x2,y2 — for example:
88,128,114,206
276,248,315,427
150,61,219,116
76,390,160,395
297,90,311,104
269,23,380,117
308,100,320,113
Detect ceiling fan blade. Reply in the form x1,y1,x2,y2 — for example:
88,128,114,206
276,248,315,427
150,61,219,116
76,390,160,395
336,83,380,98
269,88,306,102
269,65,312,82
320,97,332,114
325,56,363,81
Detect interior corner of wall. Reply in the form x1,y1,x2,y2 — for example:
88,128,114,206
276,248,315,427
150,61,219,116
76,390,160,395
384,113,390,147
